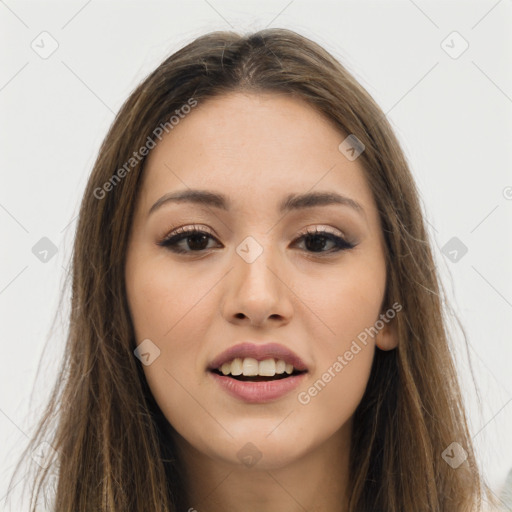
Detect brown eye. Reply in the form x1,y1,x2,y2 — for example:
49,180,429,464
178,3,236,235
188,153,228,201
157,227,220,254
293,228,355,254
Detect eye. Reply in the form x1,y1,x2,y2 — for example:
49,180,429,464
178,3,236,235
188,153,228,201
156,225,220,254
157,225,356,255
293,226,355,254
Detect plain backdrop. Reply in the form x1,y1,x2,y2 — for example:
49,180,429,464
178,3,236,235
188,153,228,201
1,0,511,510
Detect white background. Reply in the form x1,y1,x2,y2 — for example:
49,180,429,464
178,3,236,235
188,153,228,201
1,1,511,510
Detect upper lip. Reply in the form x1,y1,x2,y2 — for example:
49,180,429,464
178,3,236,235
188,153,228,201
208,342,308,372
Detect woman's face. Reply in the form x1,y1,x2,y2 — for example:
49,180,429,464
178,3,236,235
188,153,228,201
125,91,396,470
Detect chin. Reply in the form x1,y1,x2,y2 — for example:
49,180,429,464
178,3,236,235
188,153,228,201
197,429,314,471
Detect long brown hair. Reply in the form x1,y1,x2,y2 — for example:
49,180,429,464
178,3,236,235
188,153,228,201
6,27,492,511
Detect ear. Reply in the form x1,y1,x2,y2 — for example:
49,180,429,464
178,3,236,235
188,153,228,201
375,317,398,351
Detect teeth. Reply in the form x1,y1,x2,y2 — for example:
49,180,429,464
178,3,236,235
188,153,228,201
275,359,286,374
230,358,243,376
258,358,276,376
242,357,259,376
217,357,298,377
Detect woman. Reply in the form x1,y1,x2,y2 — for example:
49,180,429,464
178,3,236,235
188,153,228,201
7,27,492,511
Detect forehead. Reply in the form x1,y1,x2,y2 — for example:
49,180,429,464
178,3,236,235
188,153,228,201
139,92,376,217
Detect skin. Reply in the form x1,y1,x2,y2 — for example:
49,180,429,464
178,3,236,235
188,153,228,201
125,91,397,512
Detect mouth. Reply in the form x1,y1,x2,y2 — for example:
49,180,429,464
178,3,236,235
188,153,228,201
210,357,307,382
208,362,308,403
210,359,307,382
207,342,309,402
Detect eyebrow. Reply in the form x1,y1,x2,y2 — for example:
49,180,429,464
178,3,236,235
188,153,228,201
148,189,364,217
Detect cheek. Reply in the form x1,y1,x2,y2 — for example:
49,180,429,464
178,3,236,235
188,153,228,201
293,251,384,418
126,255,215,429
127,262,209,376
296,279,378,428
292,345,374,454
143,362,198,433
302,251,386,344
299,342,375,413
126,255,202,341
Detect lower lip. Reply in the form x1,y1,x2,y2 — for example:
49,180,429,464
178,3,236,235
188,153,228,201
209,371,307,403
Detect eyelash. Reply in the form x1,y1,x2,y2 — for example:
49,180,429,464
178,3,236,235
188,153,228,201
156,225,356,256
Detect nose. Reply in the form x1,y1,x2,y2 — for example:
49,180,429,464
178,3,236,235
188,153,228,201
221,245,294,328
